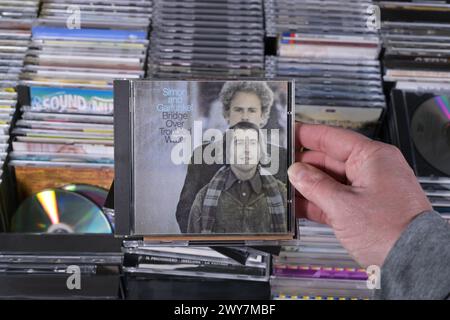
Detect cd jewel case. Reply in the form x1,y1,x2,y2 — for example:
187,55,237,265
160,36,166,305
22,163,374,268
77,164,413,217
114,79,295,241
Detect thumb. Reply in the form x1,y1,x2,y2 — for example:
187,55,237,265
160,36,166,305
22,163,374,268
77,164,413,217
288,162,350,220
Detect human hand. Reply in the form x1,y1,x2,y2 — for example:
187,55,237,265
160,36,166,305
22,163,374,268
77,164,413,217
288,123,432,267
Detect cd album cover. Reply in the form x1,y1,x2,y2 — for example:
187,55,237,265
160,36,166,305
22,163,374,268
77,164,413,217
114,80,294,240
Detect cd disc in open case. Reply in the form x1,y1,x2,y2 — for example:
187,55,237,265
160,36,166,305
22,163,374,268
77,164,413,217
62,184,108,208
391,90,450,178
411,95,450,176
11,189,112,234
114,79,295,241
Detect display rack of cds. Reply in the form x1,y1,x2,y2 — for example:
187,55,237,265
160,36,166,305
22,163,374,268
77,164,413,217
0,0,447,300
0,0,153,299
12,0,152,172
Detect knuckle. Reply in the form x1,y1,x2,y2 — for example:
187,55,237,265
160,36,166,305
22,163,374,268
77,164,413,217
378,143,409,165
318,125,330,153
347,139,371,167
381,143,401,156
365,141,399,159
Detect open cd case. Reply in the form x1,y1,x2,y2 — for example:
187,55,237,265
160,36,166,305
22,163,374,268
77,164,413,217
114,79,295,243
390,89,450,178
389,89,450,217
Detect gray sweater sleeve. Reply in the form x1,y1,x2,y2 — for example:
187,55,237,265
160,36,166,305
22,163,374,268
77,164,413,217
375,211,450,300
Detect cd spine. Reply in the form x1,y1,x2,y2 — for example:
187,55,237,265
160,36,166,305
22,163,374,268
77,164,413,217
113,79,133,236
288,80,297,239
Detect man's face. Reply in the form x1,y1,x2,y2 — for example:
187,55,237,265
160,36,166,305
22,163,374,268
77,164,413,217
230,128,259,172
227,92,264,127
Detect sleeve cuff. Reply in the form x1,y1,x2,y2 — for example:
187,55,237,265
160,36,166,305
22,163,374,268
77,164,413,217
375,211,450,300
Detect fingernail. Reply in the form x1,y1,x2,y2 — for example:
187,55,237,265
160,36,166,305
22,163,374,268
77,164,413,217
289,163,322,189
288,163,306,183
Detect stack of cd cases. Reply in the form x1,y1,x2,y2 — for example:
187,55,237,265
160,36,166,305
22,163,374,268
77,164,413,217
24,0,152,90
265,0,381,60
123,245,270,282
38,0,153,30
270,220,374,300
420,178,450,223
0,0,39,233
0,234,123,299
0,1,39,184
147,0,265,79
122,245,272,299
10,1,152,169
266,57,386,137
265,0,386,138
378,1,450,92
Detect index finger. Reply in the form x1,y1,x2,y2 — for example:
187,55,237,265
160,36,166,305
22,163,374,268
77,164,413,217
296,122,371,162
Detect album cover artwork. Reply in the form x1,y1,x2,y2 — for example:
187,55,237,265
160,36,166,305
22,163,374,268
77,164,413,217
114,80,294,240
